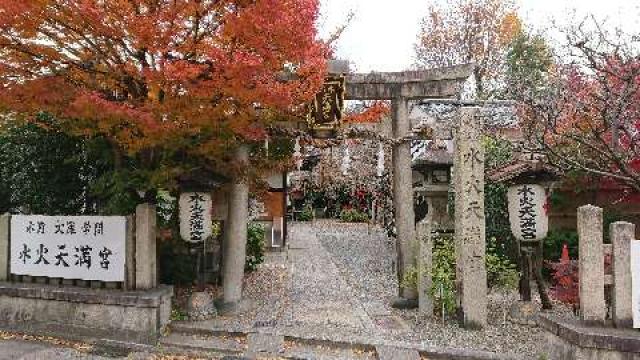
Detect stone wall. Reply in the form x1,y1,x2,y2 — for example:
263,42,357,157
540,315,640,360
0,283,172,345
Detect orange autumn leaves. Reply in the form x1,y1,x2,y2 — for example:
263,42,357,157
0,0,328,156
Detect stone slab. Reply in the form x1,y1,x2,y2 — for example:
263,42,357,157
376,345,420,360
159,333,246,354
0,339,50,360
0,282,172,307
247,333,284,355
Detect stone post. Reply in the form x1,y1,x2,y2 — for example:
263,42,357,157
392,96,417,300
222,145,250,308
577,205,605,322
453,107,487,328
417,217,433,315
135,203,157,290
611,221,636,328
0,214,9,281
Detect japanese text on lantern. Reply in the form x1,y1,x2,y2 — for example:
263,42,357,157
179,192,213,243
10,215,126,282
507,184,549,242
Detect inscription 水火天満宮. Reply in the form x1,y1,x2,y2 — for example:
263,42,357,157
10,215,126,282
179,192,213,243
507,184,549,242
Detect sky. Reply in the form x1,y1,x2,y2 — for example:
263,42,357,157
317,0,640,72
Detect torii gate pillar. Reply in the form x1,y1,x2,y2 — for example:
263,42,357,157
392,96,417,299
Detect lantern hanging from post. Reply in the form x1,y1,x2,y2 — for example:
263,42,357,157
179,192,213,243
487,152,561,307
507,184,549,242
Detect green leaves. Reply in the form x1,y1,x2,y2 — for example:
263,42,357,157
246,222,266,272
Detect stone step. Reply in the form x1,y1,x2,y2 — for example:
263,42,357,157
164,324,520,360
159,333,247,355
376,345,420,360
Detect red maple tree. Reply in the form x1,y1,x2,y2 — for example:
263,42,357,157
0,1,328,177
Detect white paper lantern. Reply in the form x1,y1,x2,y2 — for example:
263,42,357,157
179,192,213,243
507,184,549,242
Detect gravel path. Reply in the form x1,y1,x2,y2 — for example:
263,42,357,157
286,222,376,331
195,221,571,358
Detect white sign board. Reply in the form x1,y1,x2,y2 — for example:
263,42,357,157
507,184,549,242
631,241,640,328
179,192,212,243
10,215,126,282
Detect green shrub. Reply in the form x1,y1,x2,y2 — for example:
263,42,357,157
486,237,520,290
401,266,418,291
430,234,457,315
427,234,519,317
246,222,265,272
170,307,188,321
339,208,369,223
297,205,314,221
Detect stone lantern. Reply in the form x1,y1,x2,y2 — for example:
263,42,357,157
488,152,561,308
412,146,454,232
411,144,455,314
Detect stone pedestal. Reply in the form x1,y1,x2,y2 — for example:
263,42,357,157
392,97,417,300
577,205,605,323
222,145,250,307
187,291,217,321
611,221,636,328
0,282,172,345
453,107,487,329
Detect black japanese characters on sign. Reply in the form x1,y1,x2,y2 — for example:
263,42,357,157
10,215,126,282
307,76,345,135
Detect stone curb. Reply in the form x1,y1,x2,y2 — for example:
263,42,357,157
167,323,524,360
537,314,640,354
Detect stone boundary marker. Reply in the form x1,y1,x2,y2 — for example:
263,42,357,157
576,205,637,326
540,204,639,360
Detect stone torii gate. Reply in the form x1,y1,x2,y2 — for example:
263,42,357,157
221,61,488,328
337,61,488,328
